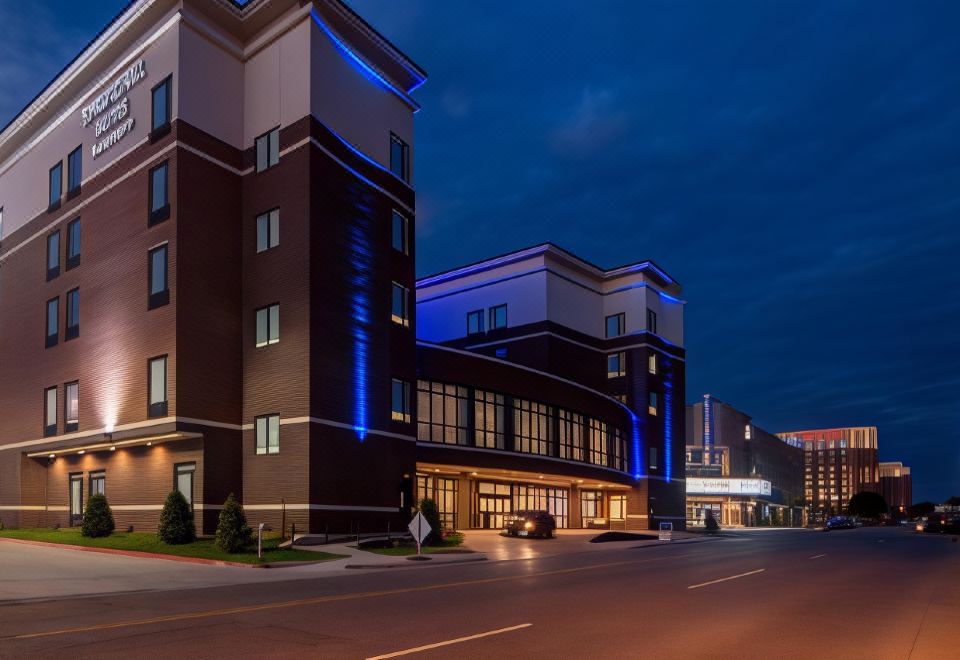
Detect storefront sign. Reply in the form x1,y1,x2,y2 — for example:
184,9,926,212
81,59,147,159
686,478,772,497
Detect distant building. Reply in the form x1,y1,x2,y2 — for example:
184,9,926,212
686,395,804,527
879,462,912,511
775,427,879,520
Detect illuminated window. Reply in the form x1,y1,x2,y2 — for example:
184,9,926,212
648,391,659,416
151,75,172,134
89,471,105,497
391,210,408,254
44,387,57,437
514,399,553,456
175,463,195,507
45,297,59,348
605,313,625,338
255,415,280,454
255,127,280,172
392,379,411,423
417,380,467,442
148,356,168,417
64,381,79,432
148,245,169,309
255,304,280,347
588,418,607,466
646,308,658,335
46,231,60,280
607,352,626,378
67,146,82,195
417,475,458,530
466,309,484,335
0,206,4,241
66,218,80,270
49,161,62,209
148,161,170,225
391,282,409,326
580,491,603,521
390,133,409,182
648,352,657,374
256,209,279,253
474,390,504,449
745,424,752,440
559,410,584,462
65,289,79,340
489,304,507,330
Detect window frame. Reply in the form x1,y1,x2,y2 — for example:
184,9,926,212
150,74,173,138
389,132,410,182
64,381,79,432
648,352,657,375
392,378,412,423
391,209,409,254
48,161,63,210
148,355,168,418
148,244,169,309
67,146,82,197
489,304,508,331
89,471,106,498
148,161,170,225
65,288,80,340
69,473,83,524
605,313,625,339
391,282,410,327
255,414,280,455
46,230,60,281
45,296,59,348
174,462,196,508
255,208,280,253
648,391,659,416
646,308,658,335
255,304,280,347
44,386,58,437
607,351,626,378
255,127,280,172
66,218,81,270
466,309,484,336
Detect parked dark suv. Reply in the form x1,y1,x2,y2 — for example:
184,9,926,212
825,516,856,530
503,510,556,539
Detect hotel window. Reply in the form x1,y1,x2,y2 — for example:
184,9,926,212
612,428,626,472
646,308,657,334
648,391,658,416
67,146,82,195
607,352,625,378
389,133,409,182
392,379,412,424
148,245,169,308
474,389,505,449
49,161,62,209
588,418,607,466
417,380,467,443
66,218,81,269
649,446,658,471
45,297,59,348
256,209,280,253
69,474,83,524
391,210,408,254
148,356,168,417
46,231,60,280
466,309,484,336
255,127,280,172
745,424,752,440
148,161,170,225
89,471,105,497
66,288,80,340
417,475,459,530
391,282,409,326
514,399,553,456
255,415,280,454
648,352,657,374
605,313,625,338
175,463,195,507
65,381,79,432
255,304,280,347
559,410,584,462
151,75,172,134
44,386,57,437
580,491,603,521
489,304,507,330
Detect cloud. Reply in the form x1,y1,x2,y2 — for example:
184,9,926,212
550,88,630,156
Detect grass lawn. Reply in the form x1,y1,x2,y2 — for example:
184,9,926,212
0,528,346,565
360,534,472,557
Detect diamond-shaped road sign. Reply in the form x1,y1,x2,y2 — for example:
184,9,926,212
408,511,432,545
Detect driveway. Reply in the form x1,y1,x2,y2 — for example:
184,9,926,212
460,528,701,561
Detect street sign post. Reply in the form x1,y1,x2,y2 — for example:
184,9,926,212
408,511,432,558
659,522,673,541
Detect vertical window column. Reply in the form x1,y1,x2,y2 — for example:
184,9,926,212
64,381,79,432
148,244,169,308
44,387,58,436
149,356,168,417
65,288,80,340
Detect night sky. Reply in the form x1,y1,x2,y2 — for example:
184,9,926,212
2,2,957,502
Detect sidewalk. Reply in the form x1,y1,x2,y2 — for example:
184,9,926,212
294,541,487,569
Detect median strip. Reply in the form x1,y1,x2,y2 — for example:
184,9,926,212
687,568,765,590
366,623,532,659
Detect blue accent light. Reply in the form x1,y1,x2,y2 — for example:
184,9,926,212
663,364,674,483
310,10,422,108
348,184,375,441
631,411,643,480
703,394,713,466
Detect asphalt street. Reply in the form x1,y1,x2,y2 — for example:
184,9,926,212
0,527,956,659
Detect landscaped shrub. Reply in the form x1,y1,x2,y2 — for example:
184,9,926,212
81,493,115,538
215,493,252,553
704,509,721,533
158,490,195,544
418,498,443,545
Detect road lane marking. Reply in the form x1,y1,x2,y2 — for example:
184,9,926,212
809,554,827,559
6,554,682,641
366,623,532,659
687,569,765,590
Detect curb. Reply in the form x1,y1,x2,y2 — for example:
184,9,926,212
0,536,337,569
345,555,488,569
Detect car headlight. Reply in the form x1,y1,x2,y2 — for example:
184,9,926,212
524,521,534,530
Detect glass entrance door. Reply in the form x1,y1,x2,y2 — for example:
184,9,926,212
478,495,510,529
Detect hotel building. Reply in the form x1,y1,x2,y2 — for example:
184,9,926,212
685,395,804,527
879,461,912,512
776,427,879,520
0,0,685,535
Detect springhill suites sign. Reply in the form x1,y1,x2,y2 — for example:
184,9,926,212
81,59,147,159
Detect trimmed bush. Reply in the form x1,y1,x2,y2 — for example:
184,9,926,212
81,493,115,538
418,498,443,545
158,490,195,544
704,509,720,533
215,493,253,553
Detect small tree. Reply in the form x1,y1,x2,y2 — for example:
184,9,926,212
847,491,888,519
704,509,720,533
158,490,195,544
770,508,781,527
82,493,115,538
215,493,253,553
418,498,443,545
